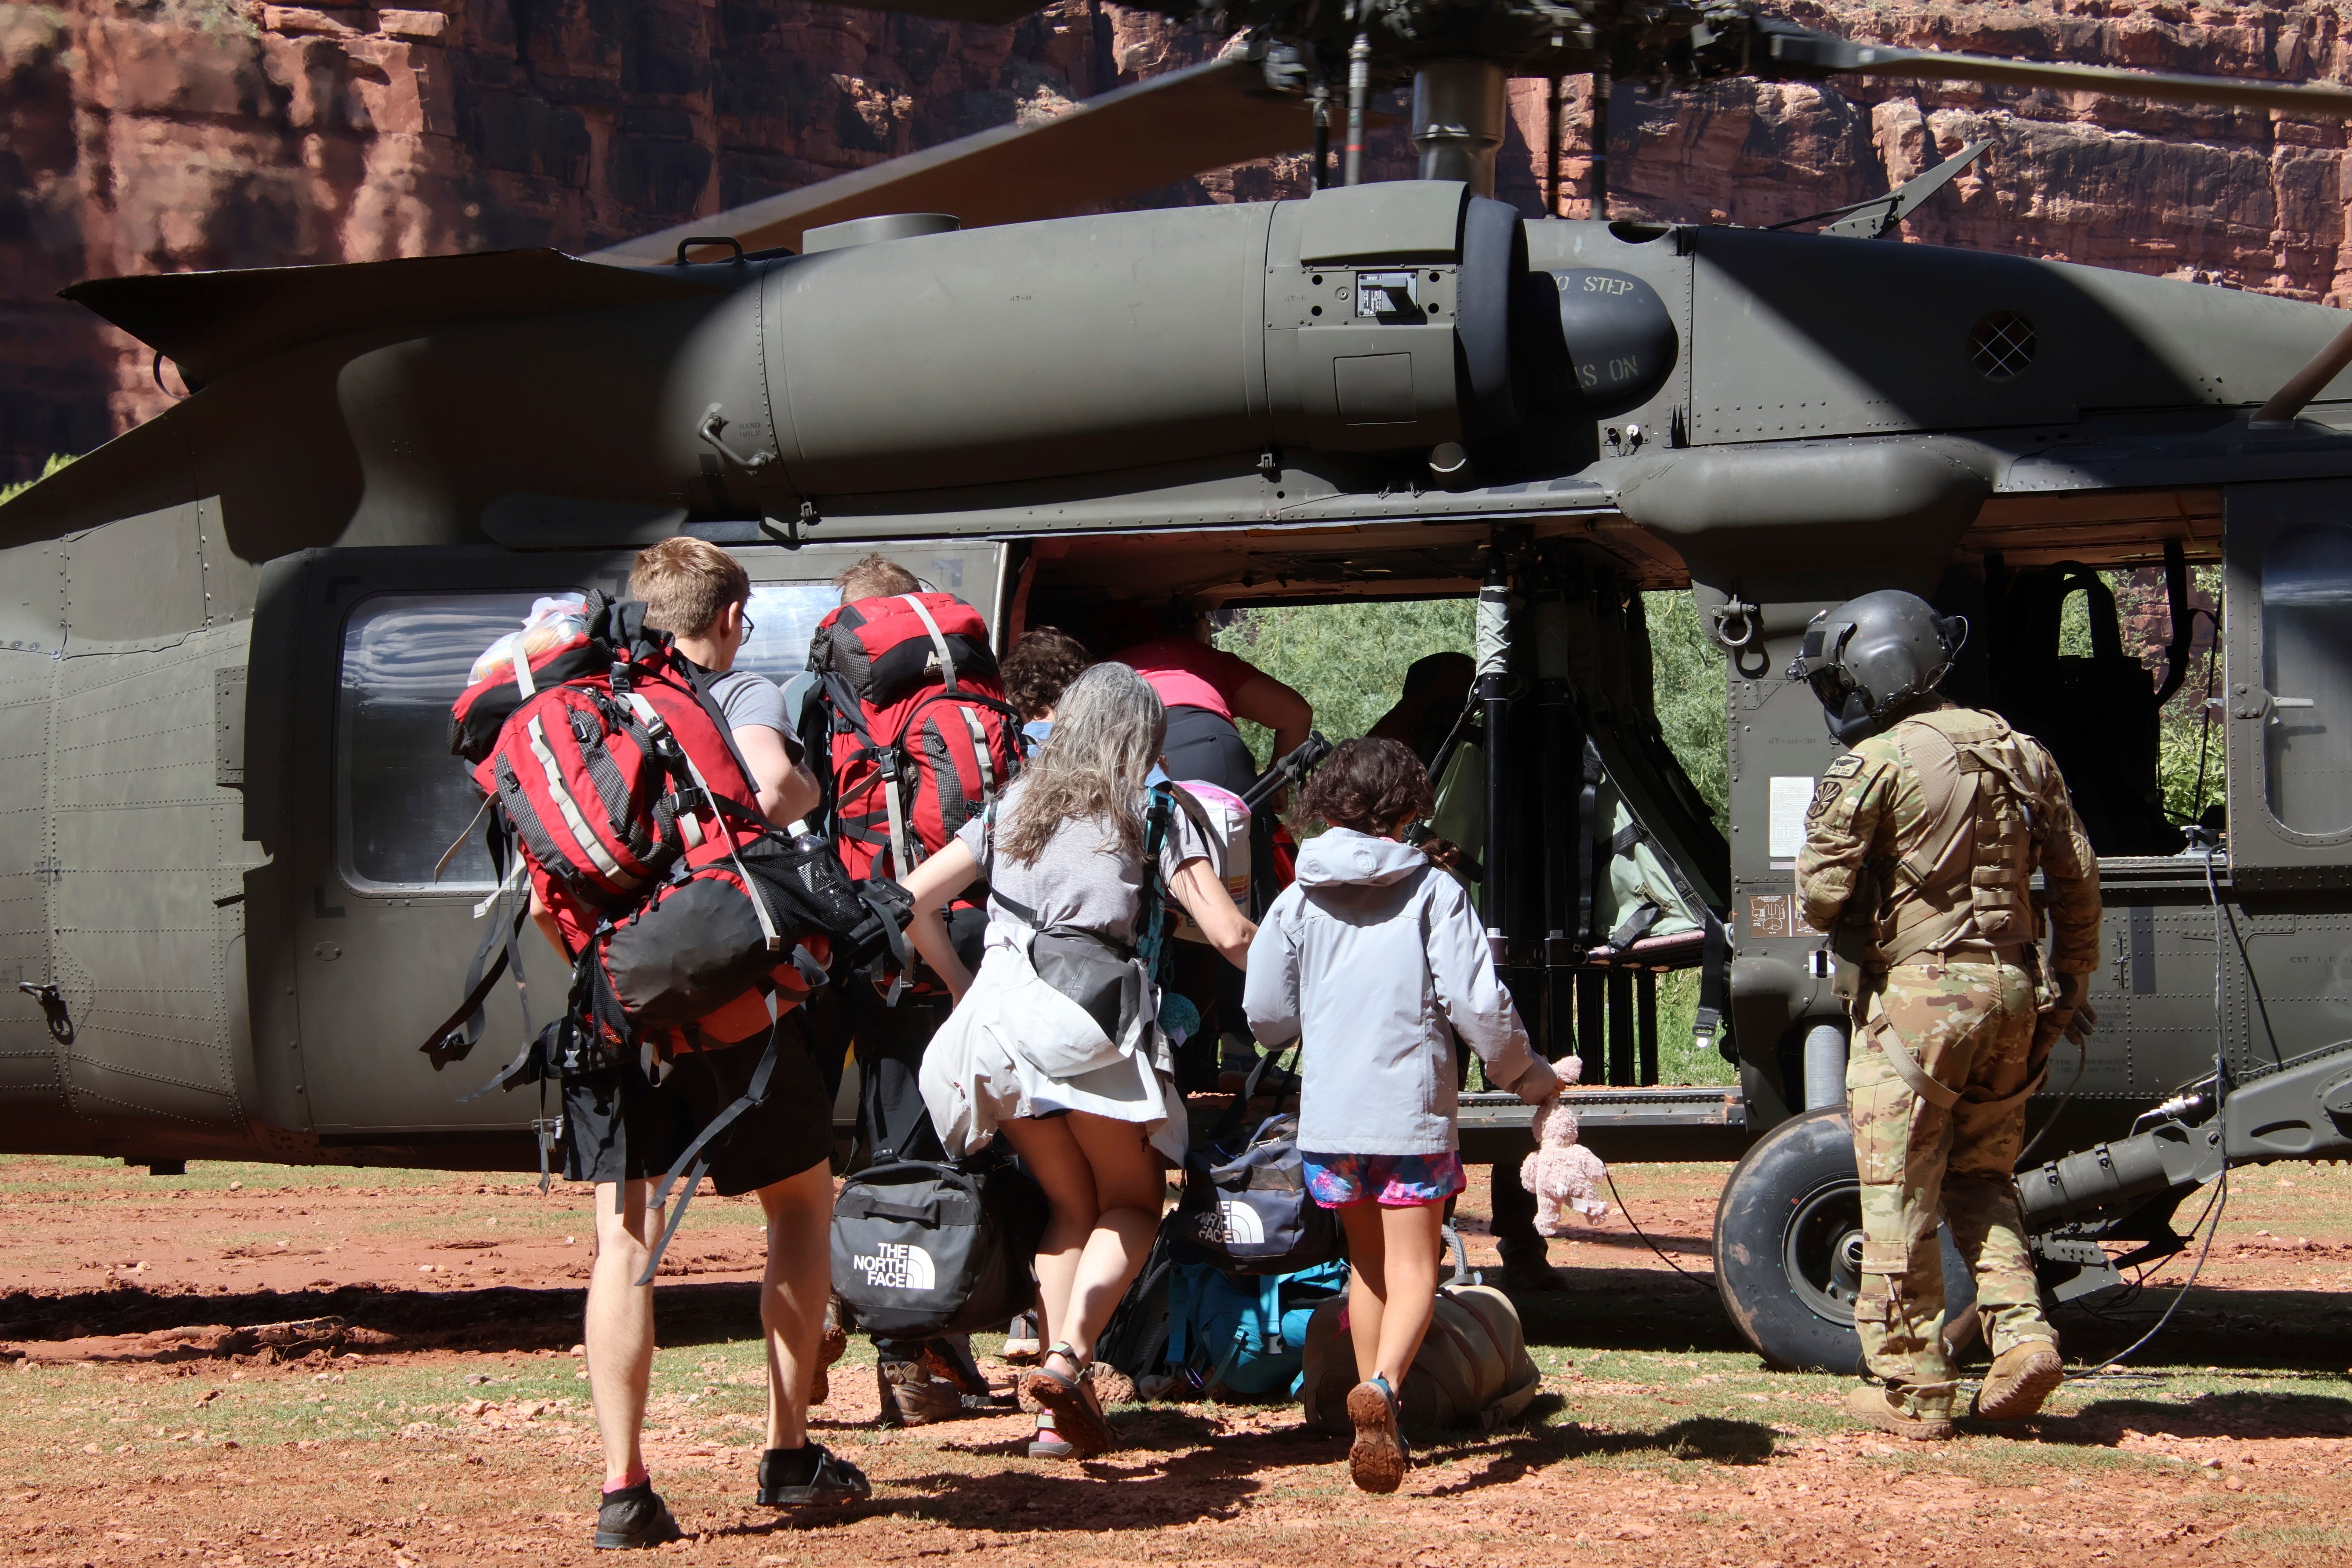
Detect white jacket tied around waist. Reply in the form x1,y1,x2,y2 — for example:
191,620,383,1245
1245,828,1548,1156
918,923,1189,1166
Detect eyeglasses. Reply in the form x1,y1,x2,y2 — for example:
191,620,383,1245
740,611,756,635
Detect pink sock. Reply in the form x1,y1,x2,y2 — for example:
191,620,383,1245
604,1464,649,1494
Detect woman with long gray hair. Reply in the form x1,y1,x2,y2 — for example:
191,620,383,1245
903,662,1256,1458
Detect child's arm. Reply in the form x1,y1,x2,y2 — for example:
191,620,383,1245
1425,878,1559,1103
1240,895,1303,1049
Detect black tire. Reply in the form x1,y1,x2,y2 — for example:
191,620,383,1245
1714,1107,1978,1373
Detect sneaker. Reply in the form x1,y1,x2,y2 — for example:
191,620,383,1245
877,1357,964,1426
1844,1382,1955,1441
1971,1341,2064,1422
1003,1312,1043,1365
756,1443,872,1507
1346,1376,1410,1494
592,1481,682,1550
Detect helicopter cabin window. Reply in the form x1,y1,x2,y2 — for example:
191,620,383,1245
338,591,552,891
2259,523,2352,836
338,581,842,890
730,581,840,685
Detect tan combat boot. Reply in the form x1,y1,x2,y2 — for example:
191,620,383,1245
1972,1341,2064,1422
1844,1382,1956,1441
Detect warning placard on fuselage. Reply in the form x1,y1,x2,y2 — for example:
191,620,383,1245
1356,271,1419,317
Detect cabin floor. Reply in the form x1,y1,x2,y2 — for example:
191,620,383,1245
1,1155,2347,1566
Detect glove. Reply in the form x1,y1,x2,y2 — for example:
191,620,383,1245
2053,970,2096,1046
1513,1055,1563,1105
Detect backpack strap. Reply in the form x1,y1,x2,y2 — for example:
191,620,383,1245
897,593,962,696
634,1011,786,1286
1136,784,1176,981
624,692,781,953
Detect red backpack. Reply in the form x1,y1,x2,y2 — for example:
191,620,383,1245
425,594,895,1070
801,592,1024,885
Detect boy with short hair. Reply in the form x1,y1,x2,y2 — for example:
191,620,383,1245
563,538,864,1549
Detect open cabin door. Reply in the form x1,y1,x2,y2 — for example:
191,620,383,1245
260,537,1007,1162
2223,482,2352,891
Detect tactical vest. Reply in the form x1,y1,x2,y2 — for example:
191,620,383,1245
1866,708,2057,969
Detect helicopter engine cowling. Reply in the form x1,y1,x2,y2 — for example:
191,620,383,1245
752,179,1524,499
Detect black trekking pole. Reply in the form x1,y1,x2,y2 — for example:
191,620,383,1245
1239,730,1333,816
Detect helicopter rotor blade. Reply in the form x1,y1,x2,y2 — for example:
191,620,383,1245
800,0,1041,21
592,52,1314,266
1762,25,2352,117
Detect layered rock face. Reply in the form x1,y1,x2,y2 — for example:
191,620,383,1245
4,0,2351,479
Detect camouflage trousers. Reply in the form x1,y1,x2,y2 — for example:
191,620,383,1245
1847,960,2057,1403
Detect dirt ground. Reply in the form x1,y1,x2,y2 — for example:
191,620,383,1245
5,1152,2350,1566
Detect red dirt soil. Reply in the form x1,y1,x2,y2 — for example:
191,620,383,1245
4,1156,2348,1566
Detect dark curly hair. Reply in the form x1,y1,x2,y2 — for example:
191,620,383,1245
1301,736,1435,835
1000,626,1093,721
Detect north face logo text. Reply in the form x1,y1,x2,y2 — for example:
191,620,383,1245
1191,1198,1266,1247
850,1242,936,1291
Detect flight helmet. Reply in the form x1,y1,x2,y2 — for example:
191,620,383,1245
1786,590,1968,744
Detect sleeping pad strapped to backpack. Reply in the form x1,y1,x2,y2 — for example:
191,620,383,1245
800,592,1023,895
423,592,909,1276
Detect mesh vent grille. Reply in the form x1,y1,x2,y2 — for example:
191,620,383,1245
1971,312,2036,381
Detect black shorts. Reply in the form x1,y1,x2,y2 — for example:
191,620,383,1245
1162,704,1258,796
561,1013,836,1195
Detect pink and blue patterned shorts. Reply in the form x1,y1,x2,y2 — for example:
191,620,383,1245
1301,1149,1466,1209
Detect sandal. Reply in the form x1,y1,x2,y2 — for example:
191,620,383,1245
756,1442,873,1507
1026,1411,1074,1460
1019,1342,1113,1457
1346,1376,1410,1494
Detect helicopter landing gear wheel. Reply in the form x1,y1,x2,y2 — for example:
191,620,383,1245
1714,1107,1979,1373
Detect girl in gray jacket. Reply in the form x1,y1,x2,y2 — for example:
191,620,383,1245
1244,738,1560,1493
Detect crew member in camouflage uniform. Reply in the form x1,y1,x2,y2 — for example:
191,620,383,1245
1789,590,2100,1440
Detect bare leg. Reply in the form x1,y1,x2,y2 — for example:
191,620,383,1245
1338,1200,1387,1387
998,1116,1096,1354
1058,1112,1165,1350
757,1162,835,1450
586,1181,658,1488
1368,1201,1445,1383
1338,1199,1445,1386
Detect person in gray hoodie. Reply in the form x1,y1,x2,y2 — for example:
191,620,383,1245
1245,737,1561,1494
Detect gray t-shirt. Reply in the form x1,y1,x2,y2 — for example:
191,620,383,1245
955,777,1213,945
703,667,800,760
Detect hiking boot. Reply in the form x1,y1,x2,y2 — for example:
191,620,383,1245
1972,1341,2064,1422
1844,1382,1955,1441
1346,1376,1410,1494
810,1301,849,1407
877,1356,964,1426
1496,1255,1568,1295
1003,1311,1043,1366
592,1482,682,1550
756,1443,872,1507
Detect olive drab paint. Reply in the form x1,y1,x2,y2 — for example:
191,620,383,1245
4,158,2352,1382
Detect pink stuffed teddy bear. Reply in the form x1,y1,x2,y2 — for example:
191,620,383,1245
1519,1056,1610,1236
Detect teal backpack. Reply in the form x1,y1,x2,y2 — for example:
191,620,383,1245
1167,1256,1353,1398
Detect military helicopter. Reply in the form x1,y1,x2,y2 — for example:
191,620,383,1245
5,0,2352,1374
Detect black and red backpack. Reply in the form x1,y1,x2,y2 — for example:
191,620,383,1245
800,592,1024,888
423,592,902,1075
